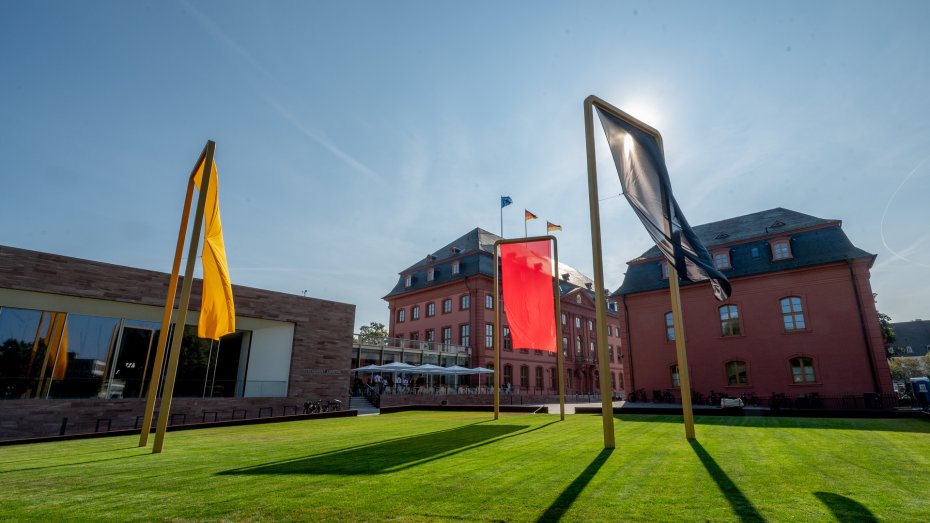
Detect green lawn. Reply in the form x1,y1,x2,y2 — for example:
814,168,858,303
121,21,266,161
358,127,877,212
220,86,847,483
1,412,928,522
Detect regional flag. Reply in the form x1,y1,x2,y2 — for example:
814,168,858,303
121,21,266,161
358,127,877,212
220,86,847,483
525,209,538,221
500,240,557,352
595,107,731,301
192,158,236,340
501,196,513,208
546,221,562,232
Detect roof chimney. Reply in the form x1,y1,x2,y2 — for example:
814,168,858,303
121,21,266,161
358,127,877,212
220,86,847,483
585,282,593,290
561,273,571,281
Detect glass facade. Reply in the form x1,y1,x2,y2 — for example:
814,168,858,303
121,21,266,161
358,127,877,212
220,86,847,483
0,305,251,400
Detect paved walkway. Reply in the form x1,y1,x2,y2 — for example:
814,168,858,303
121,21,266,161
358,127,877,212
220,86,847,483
542,400,625,414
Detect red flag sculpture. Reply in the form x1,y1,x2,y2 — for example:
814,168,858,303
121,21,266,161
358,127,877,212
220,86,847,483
500,240,557,352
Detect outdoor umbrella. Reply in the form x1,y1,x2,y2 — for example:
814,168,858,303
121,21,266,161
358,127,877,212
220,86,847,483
412,363,447,390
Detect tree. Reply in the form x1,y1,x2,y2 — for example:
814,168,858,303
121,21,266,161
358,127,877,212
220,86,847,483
888,355,930,383
873,294,896,346
358,322,387,343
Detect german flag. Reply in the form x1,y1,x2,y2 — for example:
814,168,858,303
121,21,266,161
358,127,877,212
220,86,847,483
547,221,562,232
525,209,538,221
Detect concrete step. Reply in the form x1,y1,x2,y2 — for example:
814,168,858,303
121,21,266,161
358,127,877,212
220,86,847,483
349,395,380,415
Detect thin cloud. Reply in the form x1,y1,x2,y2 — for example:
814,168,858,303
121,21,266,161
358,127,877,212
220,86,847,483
181,0,383,186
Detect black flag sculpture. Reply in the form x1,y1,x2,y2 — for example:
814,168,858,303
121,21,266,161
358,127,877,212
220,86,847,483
595,107,732,301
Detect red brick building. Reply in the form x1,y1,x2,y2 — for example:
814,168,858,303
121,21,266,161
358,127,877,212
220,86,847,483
384,228,624,395
614,208,892,403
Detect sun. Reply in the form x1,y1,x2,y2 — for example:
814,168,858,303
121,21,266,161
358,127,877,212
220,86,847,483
621,101,662,129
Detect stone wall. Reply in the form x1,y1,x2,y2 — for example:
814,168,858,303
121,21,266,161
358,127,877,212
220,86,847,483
0,396,317,441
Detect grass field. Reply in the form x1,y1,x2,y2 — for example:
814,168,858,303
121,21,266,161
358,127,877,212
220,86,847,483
1,412,928,522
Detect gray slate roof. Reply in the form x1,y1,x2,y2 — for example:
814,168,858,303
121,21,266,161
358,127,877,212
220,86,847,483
385,228,596,299
889,320,930,357
615,208,875,297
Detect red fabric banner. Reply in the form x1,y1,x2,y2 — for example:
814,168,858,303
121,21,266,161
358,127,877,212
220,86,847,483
500,240,557,352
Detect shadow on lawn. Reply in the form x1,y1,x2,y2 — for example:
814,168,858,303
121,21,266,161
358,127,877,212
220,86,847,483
690,440,765,523
535,448,612,523
219,423,537,475
0,452,146,474
615,414,930,433
814,492,877,523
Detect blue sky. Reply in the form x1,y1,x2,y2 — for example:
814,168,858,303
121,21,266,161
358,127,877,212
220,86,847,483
2,1,929,331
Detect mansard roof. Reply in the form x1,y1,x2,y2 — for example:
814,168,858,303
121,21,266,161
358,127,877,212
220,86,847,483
615,208,875,297
889,320,930,357
385,228,594,299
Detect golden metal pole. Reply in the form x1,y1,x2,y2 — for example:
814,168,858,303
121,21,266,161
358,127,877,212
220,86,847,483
493,242,501,421
583,96,616,449
152,140,215,454
552,238,565,421
669,266,696,439
139,174,197,446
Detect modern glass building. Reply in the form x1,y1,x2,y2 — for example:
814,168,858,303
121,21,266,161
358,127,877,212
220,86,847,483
0,244,355,441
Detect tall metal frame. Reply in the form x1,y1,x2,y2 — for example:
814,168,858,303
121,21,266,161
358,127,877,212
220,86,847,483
584,95,696,442
138,141,216,452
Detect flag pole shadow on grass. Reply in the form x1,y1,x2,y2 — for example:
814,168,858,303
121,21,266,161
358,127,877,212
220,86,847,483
814,492,878,523
689,440,765,523
535,448,613,523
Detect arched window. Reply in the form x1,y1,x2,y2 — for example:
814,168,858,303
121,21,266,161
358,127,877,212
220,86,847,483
535,366,544,389
397,308,405,322
520,365,529,389
665,312,675,341
780,297,806,331
719,305,741,336
670,364,680,388
725,361,748,385
790,357,816,383
549,367,558,389
575,336,583,355
503,364,513,389
485,363,494,387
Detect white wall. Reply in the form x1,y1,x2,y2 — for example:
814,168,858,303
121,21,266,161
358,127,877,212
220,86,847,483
240,321,295,397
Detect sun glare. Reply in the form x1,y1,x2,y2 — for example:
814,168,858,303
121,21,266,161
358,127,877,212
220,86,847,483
623,102,661,129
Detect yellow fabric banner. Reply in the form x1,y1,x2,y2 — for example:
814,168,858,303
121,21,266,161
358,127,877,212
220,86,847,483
192,158,236,340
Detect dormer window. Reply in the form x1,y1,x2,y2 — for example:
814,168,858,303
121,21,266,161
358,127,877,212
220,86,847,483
427,268,435,281
661,261,669,280
404,275,412,288
714,232,730,240
452,261,460,275
772,239,792,260
713,251,731,270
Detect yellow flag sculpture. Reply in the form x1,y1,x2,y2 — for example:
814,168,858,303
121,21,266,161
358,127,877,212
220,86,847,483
192,158,236,340
139,141,235,452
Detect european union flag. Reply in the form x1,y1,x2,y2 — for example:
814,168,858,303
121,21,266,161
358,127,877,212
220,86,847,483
501,196,513,208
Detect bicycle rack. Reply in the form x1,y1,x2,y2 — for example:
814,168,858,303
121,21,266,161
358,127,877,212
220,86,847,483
231,408,247,420
202,411,218,423
283,405,298,416
169,413,186,426
258,407,273,418
95,419,112,432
